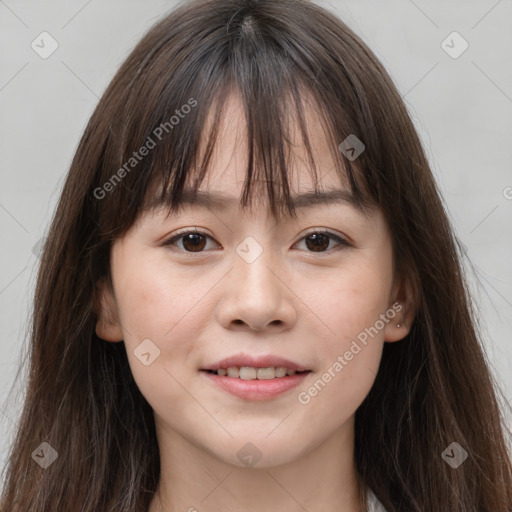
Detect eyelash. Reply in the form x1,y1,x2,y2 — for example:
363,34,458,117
162,228,350,256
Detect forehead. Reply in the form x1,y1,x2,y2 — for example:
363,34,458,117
184,92,350,215
140,86,376,223
198,89,345,196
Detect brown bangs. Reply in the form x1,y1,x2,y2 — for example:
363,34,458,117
93,1,379,240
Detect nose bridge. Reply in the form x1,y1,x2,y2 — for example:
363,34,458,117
233,233,280,301
216,231,296,331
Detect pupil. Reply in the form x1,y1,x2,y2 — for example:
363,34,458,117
306,233,329,252
183,233,206,252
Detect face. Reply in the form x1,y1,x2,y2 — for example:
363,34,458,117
96,92,413,469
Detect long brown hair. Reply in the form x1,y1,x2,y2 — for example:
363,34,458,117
1,0,511,510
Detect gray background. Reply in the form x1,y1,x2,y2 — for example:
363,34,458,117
1,0,511,476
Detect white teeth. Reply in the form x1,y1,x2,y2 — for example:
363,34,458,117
256,367,275,380
239,367,257,380
275,367,287,377
227,366,239,378
212,366,303,379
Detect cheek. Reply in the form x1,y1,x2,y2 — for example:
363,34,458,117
113,253,210,341
111,248,225,384
314,253,393,343
296,269,390,433
299,251,393,399
112,257,208,414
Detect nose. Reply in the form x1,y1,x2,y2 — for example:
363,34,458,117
215,242,297,332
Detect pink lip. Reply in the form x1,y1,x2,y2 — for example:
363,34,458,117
201,370,311,400
201,353,309,372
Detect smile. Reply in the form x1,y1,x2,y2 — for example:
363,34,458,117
200,368,312,400
204,366,310,379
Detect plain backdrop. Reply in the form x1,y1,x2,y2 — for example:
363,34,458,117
1,0,511,477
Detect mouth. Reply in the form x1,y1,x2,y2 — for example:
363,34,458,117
201,367,312,380
200,366,313,400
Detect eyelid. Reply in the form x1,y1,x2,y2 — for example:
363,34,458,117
301,227,345,240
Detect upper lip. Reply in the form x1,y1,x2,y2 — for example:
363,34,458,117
201,353,310,372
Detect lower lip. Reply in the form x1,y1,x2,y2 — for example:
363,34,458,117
200,370,311,400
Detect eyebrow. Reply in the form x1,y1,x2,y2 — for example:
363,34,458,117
145,188,366,214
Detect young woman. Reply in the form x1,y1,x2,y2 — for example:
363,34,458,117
1,0,511,511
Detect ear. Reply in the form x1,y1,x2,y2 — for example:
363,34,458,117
93,277,124,343
384,272,417,343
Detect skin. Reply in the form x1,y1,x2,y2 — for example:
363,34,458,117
96,92,416,512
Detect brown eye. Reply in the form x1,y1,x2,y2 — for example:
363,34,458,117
163,230,217,253
305,232,330,252
296,230,349,253
181,232,207,252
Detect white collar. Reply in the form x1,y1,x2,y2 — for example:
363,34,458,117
367,487,387,512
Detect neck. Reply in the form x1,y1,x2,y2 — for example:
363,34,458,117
148,414,364,512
